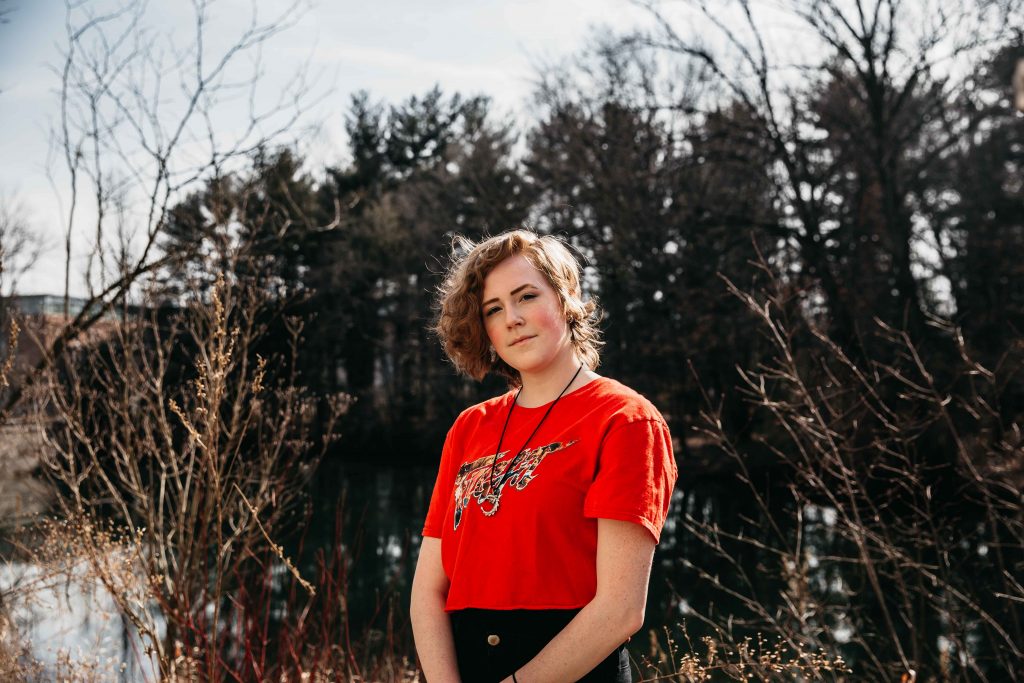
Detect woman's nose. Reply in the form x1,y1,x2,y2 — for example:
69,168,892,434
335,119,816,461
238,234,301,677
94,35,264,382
504,305,524,327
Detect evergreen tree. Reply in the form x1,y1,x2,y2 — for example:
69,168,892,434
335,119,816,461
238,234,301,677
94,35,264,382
304,88,535,461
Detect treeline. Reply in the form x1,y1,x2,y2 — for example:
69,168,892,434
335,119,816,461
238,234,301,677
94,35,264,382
157,42,1023,471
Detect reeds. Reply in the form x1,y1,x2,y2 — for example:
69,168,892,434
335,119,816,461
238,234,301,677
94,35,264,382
673,255,1024,680
1,506,418,681
638,625,849,681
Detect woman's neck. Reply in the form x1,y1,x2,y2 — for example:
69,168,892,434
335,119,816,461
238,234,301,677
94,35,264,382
516,357,599,408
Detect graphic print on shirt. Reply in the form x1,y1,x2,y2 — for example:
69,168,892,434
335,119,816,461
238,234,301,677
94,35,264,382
452,440,578,530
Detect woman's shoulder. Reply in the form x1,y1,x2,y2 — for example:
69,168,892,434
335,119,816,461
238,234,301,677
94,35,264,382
586,376,667,427
450,389,516,430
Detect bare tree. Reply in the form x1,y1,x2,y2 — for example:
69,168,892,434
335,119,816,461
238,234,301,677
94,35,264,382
627,0,1024,350
0,195,42,412
0,195,44,298
39,271,348,679
671,257,1024,681
0,0,321,424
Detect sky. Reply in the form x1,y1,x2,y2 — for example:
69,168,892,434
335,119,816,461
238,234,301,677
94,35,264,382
0,0,655,297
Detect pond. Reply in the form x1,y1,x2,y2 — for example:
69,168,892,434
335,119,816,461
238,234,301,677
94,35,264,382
3,460,824,680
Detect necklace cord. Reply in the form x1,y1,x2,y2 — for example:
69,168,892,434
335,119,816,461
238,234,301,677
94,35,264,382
487,365,584,500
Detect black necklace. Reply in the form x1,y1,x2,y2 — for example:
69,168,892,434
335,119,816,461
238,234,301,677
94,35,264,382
482,365,584,516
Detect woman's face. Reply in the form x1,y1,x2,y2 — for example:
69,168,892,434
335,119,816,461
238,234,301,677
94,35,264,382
481,254,574,380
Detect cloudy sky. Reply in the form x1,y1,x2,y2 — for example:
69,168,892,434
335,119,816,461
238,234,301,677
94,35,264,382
0,0,654,296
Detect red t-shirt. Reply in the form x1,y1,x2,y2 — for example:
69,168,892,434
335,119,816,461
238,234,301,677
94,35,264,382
422,376,678,612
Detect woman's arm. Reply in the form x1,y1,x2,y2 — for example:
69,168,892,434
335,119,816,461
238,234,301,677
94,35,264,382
411,537,461,683
500,518,655,683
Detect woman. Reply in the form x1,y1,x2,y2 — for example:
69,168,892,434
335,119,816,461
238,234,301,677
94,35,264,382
411,230,677,682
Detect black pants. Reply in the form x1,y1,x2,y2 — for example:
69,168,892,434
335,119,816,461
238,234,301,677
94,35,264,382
449,608,631,683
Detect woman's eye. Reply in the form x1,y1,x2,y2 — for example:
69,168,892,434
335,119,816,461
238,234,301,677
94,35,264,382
484,307,500,317
521,293,536,302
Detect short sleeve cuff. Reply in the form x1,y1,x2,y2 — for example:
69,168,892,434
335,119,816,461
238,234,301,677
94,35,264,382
583,506,662,543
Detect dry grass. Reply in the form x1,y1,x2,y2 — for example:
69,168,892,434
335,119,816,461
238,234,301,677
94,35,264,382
1,509,422,682
637,625,850,682
0,518,141,681
673,256,1024,680
0,273,422,681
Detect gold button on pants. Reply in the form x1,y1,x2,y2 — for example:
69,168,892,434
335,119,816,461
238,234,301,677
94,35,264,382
486,634,500,646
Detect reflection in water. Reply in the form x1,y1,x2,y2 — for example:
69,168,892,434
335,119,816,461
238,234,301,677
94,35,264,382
0,560,159,681
5,462,886,677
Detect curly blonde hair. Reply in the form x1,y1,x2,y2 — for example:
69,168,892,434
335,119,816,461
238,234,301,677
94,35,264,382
434,229,603,386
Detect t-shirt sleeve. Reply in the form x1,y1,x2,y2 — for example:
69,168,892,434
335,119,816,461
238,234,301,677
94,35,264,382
422,419,462,538
583,417,677,543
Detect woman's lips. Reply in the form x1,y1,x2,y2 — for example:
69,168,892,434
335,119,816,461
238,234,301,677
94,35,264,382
510,335,535,347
